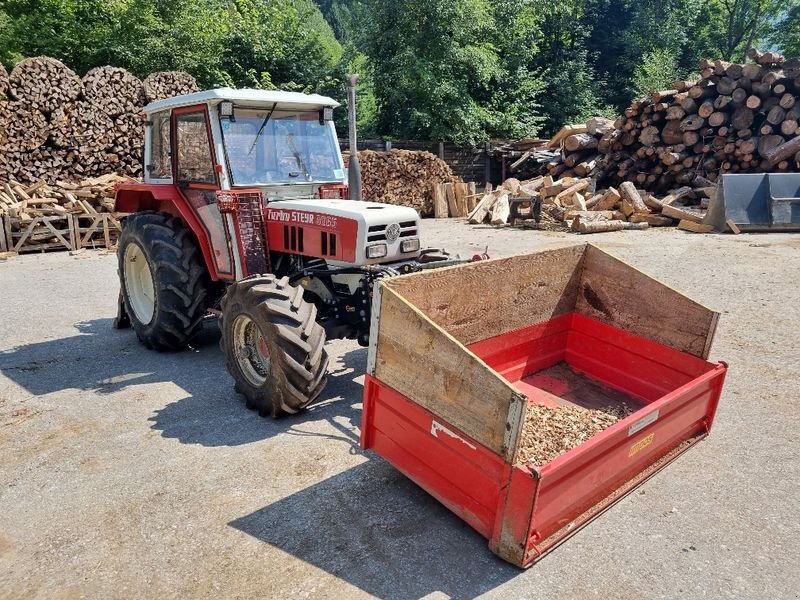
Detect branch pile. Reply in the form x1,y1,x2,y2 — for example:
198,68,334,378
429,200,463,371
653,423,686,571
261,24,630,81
356,150,461,216
0,56,198,185
541,50,800,195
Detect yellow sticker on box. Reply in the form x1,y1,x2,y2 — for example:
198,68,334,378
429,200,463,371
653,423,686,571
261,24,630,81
629,433,655,458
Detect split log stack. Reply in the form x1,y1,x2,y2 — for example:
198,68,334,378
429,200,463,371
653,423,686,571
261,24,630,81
544,50,800,194
467,173,714,234
0,173,130,255
356,149,461,216
143,71,199,103
0,55,197,185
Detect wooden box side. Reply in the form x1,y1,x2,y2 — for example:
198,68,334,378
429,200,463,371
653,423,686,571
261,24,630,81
384,245,587,346
370,285,526,462
576,245,720,359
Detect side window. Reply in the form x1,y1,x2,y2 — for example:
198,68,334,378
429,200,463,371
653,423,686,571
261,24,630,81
149,112,171,179
175,112,216,184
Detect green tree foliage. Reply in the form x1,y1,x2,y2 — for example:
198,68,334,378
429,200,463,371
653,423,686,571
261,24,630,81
770,4,800,57
692,0,794,61
633,48,680,97
2,0,799,144
0,0,342,93
361,0,548,144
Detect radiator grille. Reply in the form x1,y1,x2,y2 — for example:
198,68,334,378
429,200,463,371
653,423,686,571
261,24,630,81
216,190,269,276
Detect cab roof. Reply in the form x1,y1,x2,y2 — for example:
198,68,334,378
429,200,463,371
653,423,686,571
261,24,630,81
144,87,341,114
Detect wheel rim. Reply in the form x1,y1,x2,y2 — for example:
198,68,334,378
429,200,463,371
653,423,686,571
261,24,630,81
123,242,156,325
232,314,271,387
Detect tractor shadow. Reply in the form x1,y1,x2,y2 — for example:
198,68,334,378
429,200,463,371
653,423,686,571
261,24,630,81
229,457,520,599
0,317,365,447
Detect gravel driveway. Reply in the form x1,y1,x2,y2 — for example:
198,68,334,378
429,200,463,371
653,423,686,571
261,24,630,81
1,223,798,599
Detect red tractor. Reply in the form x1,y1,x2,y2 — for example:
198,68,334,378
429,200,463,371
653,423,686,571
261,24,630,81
114,88,457,417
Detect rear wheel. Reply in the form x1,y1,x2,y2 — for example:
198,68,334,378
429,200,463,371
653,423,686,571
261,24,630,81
220,275,329,417
118,212,210,351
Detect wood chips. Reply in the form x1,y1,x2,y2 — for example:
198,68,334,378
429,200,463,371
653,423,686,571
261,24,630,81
516,402,637,468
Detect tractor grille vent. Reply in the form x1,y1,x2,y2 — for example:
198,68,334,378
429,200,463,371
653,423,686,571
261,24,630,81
216,190,269,276
367,220,417,243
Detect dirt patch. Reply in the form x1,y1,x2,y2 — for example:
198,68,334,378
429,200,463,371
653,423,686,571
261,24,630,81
516,402,636,468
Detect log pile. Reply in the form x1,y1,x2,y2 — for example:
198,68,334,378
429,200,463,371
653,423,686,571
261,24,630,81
0,173,129,255
467,173,715,234
542,50,800,193
143,71,199,103
356,150,461,216
0,56,196,185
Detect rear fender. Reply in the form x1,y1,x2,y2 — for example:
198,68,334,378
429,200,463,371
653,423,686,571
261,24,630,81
115,183,224,281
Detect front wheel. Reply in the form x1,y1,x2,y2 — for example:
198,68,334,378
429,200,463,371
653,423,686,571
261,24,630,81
220,275,329,417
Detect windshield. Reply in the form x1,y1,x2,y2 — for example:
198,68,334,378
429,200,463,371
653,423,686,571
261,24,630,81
221,108,345,186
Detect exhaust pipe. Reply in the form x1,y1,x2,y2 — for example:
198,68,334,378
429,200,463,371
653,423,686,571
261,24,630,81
347,74,363,201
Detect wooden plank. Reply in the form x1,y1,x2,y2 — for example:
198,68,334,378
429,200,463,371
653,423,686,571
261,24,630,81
726,219,741,234
374,286,526,461
445,183,458,217
468,190,498,224
575,245,720,359
678,220,714,233
432,183,448,219
661,203,705,223
385,245,586,346
0,217,6,253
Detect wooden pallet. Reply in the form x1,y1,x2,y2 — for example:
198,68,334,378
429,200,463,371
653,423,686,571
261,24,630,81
4,215,76,253
0,216,7,252
73,213,122,249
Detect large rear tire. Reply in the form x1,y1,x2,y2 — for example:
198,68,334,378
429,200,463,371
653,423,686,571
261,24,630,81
118,212,209,351
220,275,329,417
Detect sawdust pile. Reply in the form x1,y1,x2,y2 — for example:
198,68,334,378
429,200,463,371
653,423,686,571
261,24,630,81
516,403,637,468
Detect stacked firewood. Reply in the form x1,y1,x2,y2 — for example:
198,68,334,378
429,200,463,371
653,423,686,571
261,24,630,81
0,173,129,255
356,150,461,216
468,174,716,234
143,71,199,103
0,173,128,219
0,55,197,185
544,50,800,194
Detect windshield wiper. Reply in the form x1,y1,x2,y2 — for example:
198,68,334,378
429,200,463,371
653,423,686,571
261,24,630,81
286,133,311,181
247,102,278,156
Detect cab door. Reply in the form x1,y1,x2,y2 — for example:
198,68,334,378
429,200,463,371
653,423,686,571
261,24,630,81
172,105,234,279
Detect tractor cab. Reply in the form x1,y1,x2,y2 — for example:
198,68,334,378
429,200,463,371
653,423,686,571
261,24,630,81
143,88,348,199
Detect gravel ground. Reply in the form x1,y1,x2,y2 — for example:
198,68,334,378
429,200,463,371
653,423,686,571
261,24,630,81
1,223,799,599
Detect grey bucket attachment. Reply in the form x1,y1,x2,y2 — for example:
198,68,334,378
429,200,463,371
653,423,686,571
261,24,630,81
708,173,800,232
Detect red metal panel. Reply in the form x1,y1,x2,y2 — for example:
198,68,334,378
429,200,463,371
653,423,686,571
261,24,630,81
362,375,509,538
467,314,571,381
264,207,358,263
527,366,726,546
114,182,228,281
567,313,715,402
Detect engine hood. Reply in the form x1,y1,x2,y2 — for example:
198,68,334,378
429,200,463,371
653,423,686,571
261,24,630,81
266,199,420,226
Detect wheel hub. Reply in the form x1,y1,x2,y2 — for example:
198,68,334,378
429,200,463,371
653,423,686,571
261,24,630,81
232,315,270,387
123,242,156,325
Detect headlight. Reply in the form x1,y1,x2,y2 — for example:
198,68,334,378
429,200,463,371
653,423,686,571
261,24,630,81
401,239,420,253
366,244,388,258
